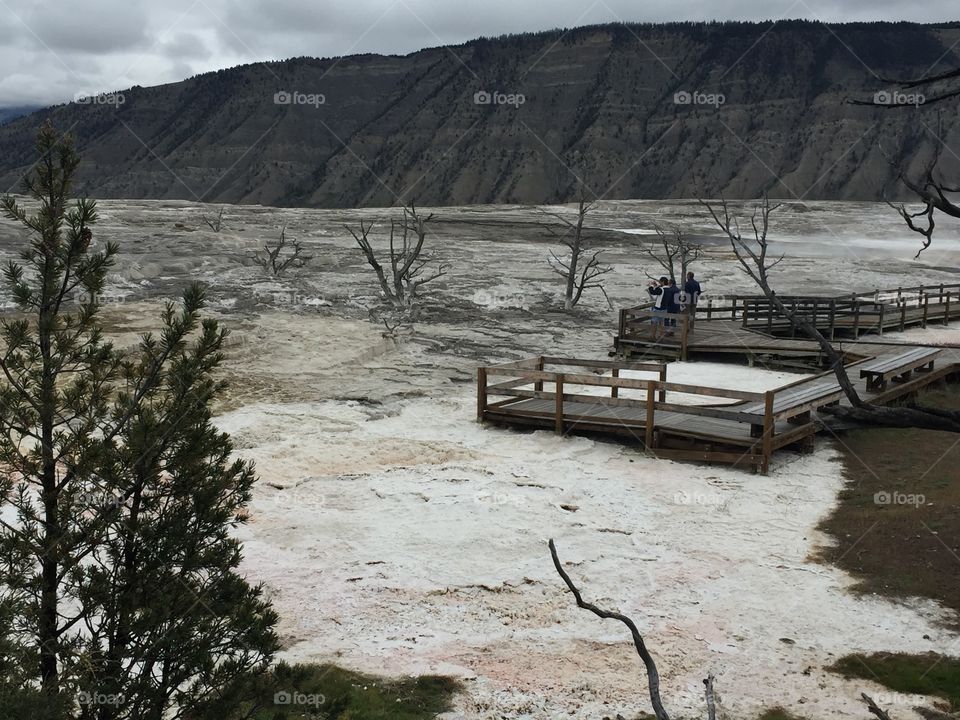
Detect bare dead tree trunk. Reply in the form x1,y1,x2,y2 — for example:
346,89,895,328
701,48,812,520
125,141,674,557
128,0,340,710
643,224,702,282
704,675,717,720
201,206,225,232
251,226,313,275
861,693,894,720
347,205,447,317
700,196,960,433
541,193,612,310
550,539,672,720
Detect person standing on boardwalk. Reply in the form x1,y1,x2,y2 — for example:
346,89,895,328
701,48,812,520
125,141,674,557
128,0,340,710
648,276,669,339
684,271,703,330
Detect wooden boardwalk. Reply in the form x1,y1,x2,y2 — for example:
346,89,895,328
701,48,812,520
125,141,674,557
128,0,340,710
616,283,960,364
477,285,960,474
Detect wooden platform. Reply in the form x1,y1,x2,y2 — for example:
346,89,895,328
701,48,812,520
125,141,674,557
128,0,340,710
616,283,960,365
478,320,959,474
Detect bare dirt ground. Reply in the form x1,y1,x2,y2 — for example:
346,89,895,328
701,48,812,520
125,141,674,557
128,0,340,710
3,198,959,719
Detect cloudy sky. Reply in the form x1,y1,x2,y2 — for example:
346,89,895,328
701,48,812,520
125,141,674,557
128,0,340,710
0,0,956,106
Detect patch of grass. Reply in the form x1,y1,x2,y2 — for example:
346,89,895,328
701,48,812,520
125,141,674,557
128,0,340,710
830,652,960,710
816,383,960,625
245,662,463,720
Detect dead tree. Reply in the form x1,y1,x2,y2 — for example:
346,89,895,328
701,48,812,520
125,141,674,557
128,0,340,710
550,539,672,720
202,206,225,232
551,539,902,720
884,124,960,259
642,223,703,281
347,205,446,317
251,226,313,276
700,196,960,433
848,69,960,256
541,197,613,310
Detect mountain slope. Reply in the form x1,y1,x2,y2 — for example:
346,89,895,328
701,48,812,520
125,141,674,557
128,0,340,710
1,20,958,207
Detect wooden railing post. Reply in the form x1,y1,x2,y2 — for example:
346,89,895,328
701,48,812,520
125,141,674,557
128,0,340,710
900,299,907,331
611,367,619,398
878,303,885,336
477,367,487,422
645,380,656,451
742,299,749,327
852,303,861,338
761,390,775,475
923,295,929,328
828,299,836,340
946,293,951,327
658,365,667,403
555,374,565,435
707,298,713,320
535,356,545,393
680,316,690,361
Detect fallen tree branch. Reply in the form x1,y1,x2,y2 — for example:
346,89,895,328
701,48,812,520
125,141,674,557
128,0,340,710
704,674,717,720
548,538,671,720
862,693,894,720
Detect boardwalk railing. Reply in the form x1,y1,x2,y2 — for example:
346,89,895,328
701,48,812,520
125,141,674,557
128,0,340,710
618,303,693,359
477,356,840,473
619,283,960,345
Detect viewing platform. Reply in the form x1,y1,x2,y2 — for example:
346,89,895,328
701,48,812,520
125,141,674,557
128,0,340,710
477,284,960,474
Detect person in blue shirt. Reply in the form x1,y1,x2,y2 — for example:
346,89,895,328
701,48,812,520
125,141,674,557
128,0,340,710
667,278,682,334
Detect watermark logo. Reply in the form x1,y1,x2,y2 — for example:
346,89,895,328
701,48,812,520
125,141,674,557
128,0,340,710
78,691,125,707
871,691,918,708
473,490,526,508
474,90,525,107
473,289,527,309
274,90,325,108
274,690,326,707
674,490,723,506
874,490,925,507
75,91,125,107
873,90,925,107
673,90,725,108
76,490,122,509
270,485,327,515
75,290,125,305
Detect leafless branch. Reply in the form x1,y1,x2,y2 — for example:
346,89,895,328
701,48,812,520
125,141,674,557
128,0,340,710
201,207,225,232
861,693,894,720
701,195,960,432
549,538,671,720
538,191,609,310
704,674,717,720
348,205,443,317
251,226,313,276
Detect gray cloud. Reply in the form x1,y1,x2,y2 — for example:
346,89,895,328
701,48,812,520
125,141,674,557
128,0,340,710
0,0,957,106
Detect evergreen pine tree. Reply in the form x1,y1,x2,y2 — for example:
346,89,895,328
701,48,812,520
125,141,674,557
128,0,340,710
0,121,278,719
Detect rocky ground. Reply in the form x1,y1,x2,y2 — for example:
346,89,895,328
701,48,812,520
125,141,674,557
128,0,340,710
2,197,958,719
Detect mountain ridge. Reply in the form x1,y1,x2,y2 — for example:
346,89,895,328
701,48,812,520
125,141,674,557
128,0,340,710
1,20,959,207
